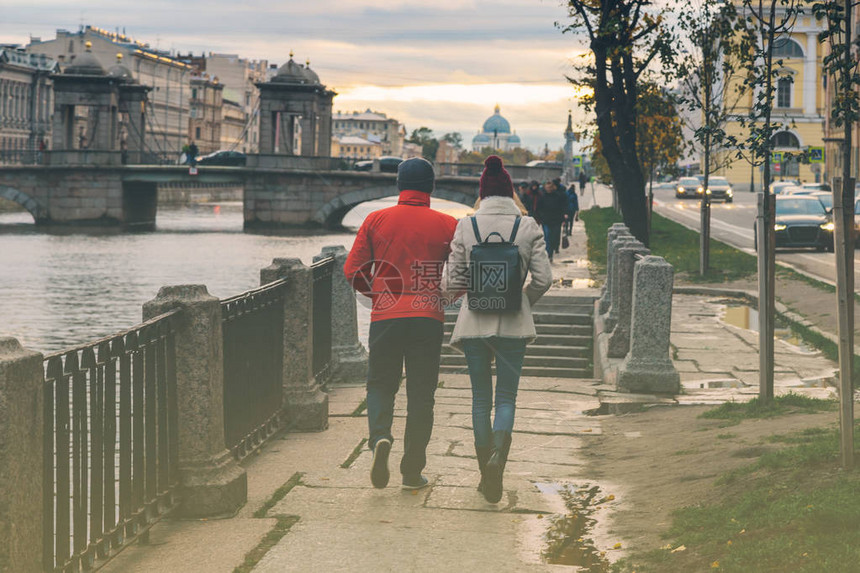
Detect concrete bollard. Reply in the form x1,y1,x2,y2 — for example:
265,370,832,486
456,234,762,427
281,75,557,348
604,235,640,332
313,246,368,384
617,256,681,393
0,338,43,573
598,223,631,316
607,244,651,358
143,286,247,518
261,259,329,431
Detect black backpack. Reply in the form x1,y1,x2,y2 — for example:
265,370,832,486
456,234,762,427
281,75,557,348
467,216,523,312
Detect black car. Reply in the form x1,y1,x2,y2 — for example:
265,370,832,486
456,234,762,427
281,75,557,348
196,150,247,166
353,156,403,173
755,195,834,252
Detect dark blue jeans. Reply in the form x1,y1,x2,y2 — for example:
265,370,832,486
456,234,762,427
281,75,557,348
461,337,528,448
543,223,562,257
366,317,443,477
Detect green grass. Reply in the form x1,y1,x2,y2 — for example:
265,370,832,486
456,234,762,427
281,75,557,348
612,422,860,573
579,208,757,283
233,515,300,573
340,438,368,469
253,472,304,518
699,393,836,425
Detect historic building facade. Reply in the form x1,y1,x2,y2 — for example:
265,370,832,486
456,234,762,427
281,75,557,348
189,75,223,154
471,105,522,152
332,109,404,156
717,12,826,187
0,47,56,162
201,53,268,153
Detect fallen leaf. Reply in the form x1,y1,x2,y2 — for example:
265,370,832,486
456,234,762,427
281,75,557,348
739,529,746,534
379,520,392,524
583,428,593,432
671,545,687,553
613,543,622,549
661,544,673,551
607,494,615,501
711,561,720,568
727,540,733,546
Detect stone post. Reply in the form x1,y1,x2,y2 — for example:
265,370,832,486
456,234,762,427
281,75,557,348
313,246,368,384
598,224,631,315
0,338,43,573
607,244,650,358
604,235,639,331
142,286,247,517
617,256,680,393
261,258,329,431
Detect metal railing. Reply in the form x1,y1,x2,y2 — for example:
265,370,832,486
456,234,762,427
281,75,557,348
311,256,335,386
221,279,287,459
42,310,180,572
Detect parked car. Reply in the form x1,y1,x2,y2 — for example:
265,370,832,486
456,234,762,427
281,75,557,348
754,195,834,252
809,191,833,213
353,156,403,173
801,182,831,192
196,150,247,166
705,176,734,203
675,176,702,198
782,185,813,195
770,180,801,195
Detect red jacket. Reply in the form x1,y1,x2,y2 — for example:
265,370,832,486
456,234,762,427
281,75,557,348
345,190,458,322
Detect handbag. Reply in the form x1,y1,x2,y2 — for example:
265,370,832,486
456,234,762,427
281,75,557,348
562,235,570,249
466,217,523,312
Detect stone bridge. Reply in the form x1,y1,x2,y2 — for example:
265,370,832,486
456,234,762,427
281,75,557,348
0,165,480,229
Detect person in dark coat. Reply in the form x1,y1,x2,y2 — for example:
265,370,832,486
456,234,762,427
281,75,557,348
564,184,580,236
535,179,567,262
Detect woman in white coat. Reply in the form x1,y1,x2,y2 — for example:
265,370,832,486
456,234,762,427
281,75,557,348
445,155,553,503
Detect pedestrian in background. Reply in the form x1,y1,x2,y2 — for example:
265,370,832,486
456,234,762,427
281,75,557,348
344,157,457,491
535,179,567,262
564,184,579,237
444,155,552,503
578,170,587,195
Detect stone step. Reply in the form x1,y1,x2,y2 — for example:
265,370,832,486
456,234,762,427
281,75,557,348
443,312,592,326
441,344,590,358
440,354,590,370
443,333,592,347
439,365,593,379
442,323,592,337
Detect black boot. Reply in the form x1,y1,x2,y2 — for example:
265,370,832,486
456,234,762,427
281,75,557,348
475,445,492,493
483,431,512,504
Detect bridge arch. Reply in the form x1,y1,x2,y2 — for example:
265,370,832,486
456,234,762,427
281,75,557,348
0,186,44,222
313,184,478,228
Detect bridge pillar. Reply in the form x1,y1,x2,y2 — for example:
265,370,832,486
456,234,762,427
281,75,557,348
142,286,247,517
0,338,43,573
261,259,329,431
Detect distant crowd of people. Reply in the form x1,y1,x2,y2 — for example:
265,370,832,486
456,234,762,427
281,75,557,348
513,170,586,263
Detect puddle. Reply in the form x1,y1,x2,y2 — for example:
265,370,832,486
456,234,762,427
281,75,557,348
535,482,614,570
720,303,818,354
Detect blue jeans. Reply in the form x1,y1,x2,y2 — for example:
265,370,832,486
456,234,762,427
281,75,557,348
366,318,443,477
461,337,528,448
543,223,562,257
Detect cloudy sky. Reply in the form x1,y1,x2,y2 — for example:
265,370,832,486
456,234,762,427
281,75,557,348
1,0,589,151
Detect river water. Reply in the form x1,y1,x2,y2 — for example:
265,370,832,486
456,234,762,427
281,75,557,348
0,197,472,354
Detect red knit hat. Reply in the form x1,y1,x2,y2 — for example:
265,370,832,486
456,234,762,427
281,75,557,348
479,155,514,199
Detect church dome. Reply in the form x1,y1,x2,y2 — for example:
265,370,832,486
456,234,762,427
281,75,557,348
472,133,491,145
65,42,105,76
273,55,312,84
507,133,521,145
302,60,320,84
482,105,511,134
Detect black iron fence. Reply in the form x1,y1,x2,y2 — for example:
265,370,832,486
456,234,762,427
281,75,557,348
311,256,334,386
42,310,179,573
221,279,287,459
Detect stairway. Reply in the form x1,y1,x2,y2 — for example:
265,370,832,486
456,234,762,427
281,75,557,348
440,294,595,379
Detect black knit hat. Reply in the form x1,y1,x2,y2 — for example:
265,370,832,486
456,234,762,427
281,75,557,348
397,157,435,194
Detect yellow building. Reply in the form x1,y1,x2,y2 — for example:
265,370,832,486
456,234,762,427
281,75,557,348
717,14,827,189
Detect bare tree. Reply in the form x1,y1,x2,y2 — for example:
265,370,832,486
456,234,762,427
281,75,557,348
560,0,673,246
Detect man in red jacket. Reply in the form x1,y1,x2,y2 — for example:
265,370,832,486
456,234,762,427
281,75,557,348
344,157,458,490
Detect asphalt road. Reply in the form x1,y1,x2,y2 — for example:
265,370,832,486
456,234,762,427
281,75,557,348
650,182,860,285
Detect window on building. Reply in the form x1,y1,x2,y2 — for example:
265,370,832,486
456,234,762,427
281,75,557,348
192,88,198,100
195,127,201,139
772,37,804,58
772,131,800,148
776,78,792,108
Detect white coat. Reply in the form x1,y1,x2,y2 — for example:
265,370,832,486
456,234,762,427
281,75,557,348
444,196,553,349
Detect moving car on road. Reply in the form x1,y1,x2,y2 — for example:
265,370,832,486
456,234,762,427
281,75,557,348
705,176,734,203
353,156,403,173
755,195,834,252
675,177,702,198
196,150,247,166
770,180,801,195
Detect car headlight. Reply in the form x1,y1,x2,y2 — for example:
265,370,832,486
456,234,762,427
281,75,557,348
705,188,712,195
697,187,704,193
774,223,787,231
677,186,684,192
727,189,733,196
821,222,835,231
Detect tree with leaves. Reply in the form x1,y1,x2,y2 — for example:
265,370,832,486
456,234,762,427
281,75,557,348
560,0,673,246
407,127,440,162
